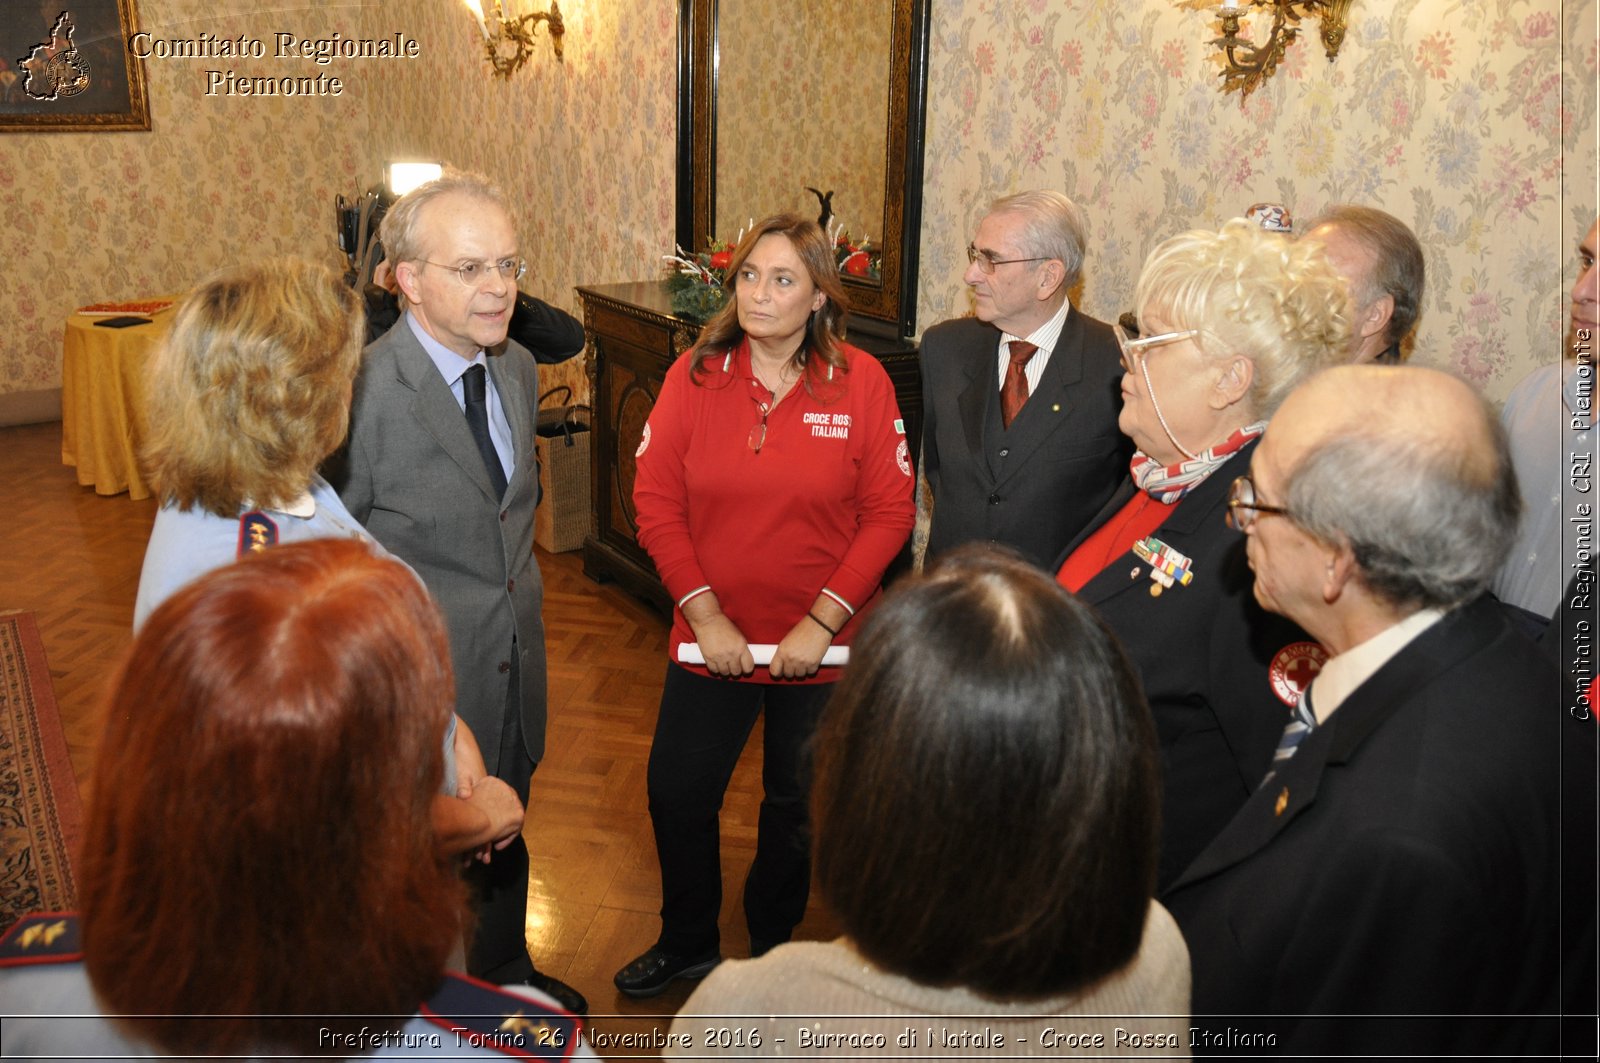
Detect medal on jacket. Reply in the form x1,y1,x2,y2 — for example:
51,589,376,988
1132,536,1193,597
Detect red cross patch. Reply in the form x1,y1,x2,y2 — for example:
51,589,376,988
1268,641,1329,706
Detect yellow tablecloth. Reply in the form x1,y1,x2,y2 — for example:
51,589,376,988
60,312,171,501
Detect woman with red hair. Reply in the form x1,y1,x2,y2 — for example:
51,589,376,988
0,540,592,1058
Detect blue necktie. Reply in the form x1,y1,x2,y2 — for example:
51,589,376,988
462,364,508,500
1262,684,1316,786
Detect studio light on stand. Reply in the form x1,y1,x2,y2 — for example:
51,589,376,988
335,161,442,289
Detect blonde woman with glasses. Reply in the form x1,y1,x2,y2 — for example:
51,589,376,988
1050,219,1349,887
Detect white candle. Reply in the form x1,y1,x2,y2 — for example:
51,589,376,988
464,0,489,39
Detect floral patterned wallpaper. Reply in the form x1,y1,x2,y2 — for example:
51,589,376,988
0,0,374,408
716,0,890,244
3,0,1593,412
362,0,679,401
915,0,1597,401
0,0,678,410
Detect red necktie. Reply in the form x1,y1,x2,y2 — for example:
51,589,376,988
1000,340,1039,429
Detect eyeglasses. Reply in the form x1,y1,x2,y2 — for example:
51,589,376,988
748,398,770,453
1113,322,1202,461
965,244,1051,275
1112,322,1200,373
419,257,527,288
1226,475,1295,531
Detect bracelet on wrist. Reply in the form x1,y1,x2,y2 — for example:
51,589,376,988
807,611,839,638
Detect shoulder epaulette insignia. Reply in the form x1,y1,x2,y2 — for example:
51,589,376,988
238,511,279,557
0,912,83,966
420,971,583,1059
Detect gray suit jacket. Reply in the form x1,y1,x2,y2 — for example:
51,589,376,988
328,318,546,769
920,310,1129,567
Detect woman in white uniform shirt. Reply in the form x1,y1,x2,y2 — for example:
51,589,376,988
133,258,520,862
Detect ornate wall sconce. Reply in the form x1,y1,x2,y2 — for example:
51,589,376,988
1178,0,1354,100
463,0,565,77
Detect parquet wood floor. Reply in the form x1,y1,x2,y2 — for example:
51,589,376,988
0,420,838,1056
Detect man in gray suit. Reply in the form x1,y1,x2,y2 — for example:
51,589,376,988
920,190,1128,568
328,171,586,1015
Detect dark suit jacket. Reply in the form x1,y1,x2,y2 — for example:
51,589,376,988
364,287,585,365
920,310,1128,567
328,319,548,772
1164,597,1569,1056
1054,441,1312,888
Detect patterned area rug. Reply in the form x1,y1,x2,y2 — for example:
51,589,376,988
0,611,83,931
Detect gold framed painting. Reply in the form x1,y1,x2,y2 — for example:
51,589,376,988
1,0,150,132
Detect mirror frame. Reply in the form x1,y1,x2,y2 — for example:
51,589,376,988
676,0,930,337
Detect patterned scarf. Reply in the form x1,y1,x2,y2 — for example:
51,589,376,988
1130,422,1267,504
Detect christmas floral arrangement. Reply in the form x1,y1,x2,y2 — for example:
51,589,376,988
833,228,881,282
661,222,883,323
662,236,737,322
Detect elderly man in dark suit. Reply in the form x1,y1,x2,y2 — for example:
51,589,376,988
919,190,1128,568
327,171,587,1016
1165,365,1583,1056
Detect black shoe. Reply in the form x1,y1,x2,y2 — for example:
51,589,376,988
613,946,721,999
523,969,589,1016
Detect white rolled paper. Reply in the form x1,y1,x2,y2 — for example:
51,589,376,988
677,643,850,667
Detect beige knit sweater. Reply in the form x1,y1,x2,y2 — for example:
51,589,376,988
665,901,1191,1059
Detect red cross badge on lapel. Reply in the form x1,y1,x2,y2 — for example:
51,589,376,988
1268,641,1329,707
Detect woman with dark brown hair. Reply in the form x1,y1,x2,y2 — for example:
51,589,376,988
667,546,1189,1055
0,540,592,1058
617,213,916,997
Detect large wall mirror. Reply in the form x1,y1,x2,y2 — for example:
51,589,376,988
676,0,930,337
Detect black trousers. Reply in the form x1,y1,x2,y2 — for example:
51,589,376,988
646,663,831,956
466,650,538,984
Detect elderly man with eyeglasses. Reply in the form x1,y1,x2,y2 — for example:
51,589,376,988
326,170,588,1017
918,190,1129,568
1164,364,1578,1056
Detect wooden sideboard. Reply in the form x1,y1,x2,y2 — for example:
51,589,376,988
576,281,921,610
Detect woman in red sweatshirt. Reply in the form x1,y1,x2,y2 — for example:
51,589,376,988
617,214,915,998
